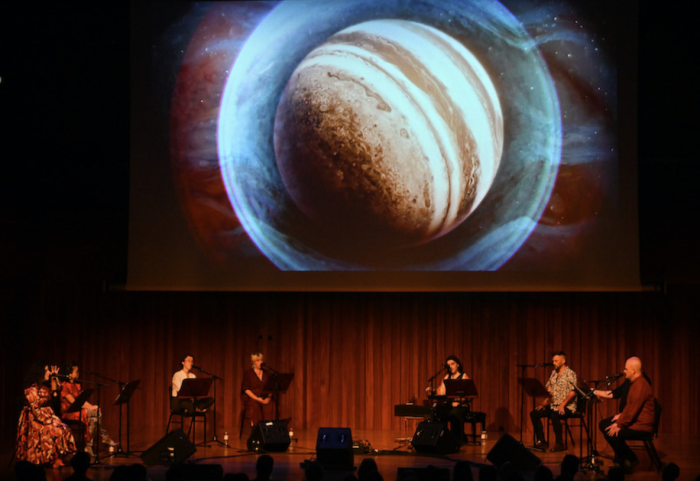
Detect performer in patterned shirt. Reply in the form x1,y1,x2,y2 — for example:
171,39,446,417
529,351,578,452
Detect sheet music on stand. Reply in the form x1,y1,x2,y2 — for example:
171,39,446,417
444,379,478,398
115,380,140,405
518,377,549,399
65,389,94,414
178,378,213,398
261,373,295,395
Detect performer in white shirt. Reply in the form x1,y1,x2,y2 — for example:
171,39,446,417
171,354,214,413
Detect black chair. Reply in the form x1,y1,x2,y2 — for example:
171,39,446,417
239,407,251,438
627,398,663,472
166,387,186,435
64,419,87,452
546,395,589,455
166,387,207,445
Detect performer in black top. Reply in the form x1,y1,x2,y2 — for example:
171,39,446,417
436,355,471,443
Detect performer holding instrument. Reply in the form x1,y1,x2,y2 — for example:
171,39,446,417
16,363,76,468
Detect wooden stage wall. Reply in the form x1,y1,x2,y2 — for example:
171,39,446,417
1,287,698,441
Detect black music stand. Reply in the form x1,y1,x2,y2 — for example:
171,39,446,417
179,378,213,447
65,388,95,414
76,380,111,467
518,377,550,445
261,373,294,421
179,378,213,398
64,389,94,457
575,380,608,475
444,379,481,444
110,380,140,457
192,366,226,447
444,379,478,398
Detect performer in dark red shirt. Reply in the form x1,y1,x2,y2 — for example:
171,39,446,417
60,362,117,456
599,356,655,472
241,352,275,426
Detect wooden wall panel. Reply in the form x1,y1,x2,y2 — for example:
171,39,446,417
2,288,698,444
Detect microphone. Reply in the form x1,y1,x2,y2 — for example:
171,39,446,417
539,362,554,367
606,372,624,385
192,365,203,371
50,373,71,380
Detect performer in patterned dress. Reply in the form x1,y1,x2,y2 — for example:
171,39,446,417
16,363,77,468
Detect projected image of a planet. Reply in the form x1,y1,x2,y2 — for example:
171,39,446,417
274,20,503,248
167,0,620,272
216,0,562,270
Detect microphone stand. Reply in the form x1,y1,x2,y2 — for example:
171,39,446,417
426,366,447,391
591,375,624,463
80,378,111,467
262,364,281,422
425,366,448,422
516,363,551,444
88,371,140,457
193,366,226,447
573,380,606,476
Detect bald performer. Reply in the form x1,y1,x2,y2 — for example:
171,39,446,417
599,357,655,472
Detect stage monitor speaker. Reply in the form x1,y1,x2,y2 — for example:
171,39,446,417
411,422,460,454
486,433,541,472
140,429,196,466
247,420,291,452
316,427,354,471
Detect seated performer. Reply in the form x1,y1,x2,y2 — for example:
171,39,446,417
594,371,652,413
16,363,76,468
436,355,471,443
599,357,655,472
171,354,215,414
241,352,275,426
530,351,578,452
60,361,117,456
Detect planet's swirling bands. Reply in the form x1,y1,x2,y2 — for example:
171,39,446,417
217,0,561,270
273,19,504,247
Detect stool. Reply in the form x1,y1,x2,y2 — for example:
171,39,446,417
404,416,424,441
463,412,486,444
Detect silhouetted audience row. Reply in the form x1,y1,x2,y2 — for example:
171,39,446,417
12,452,696,481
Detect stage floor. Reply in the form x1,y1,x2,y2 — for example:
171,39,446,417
1,426,698,481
